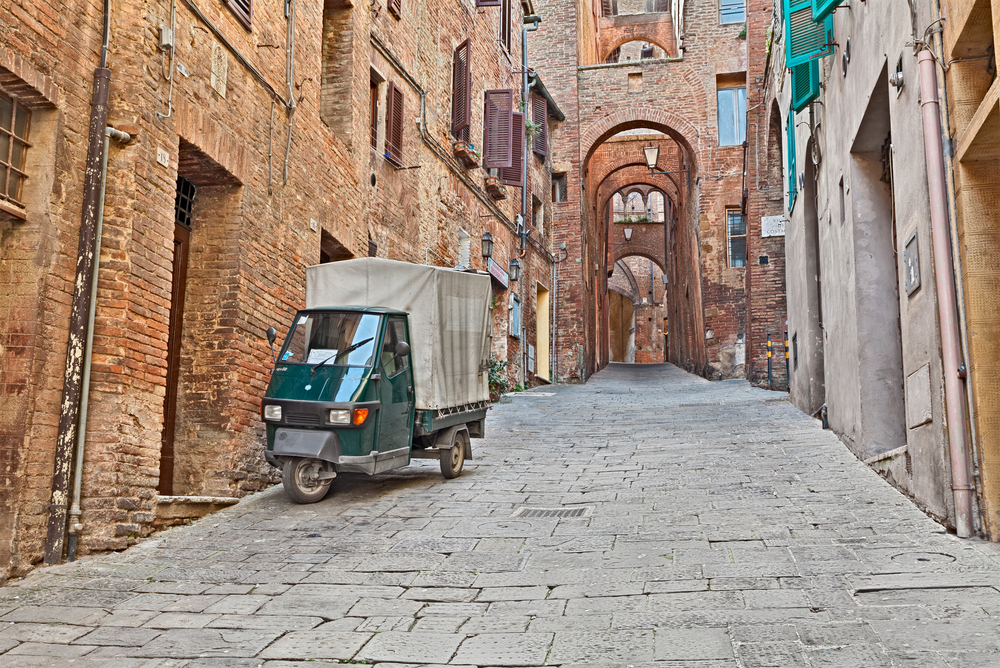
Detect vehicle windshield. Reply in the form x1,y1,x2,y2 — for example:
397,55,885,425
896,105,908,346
280,312,381,368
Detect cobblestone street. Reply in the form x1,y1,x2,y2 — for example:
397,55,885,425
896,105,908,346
3,363,1000,667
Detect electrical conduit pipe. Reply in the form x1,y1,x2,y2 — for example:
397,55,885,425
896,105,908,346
66,127,132,562
917,49,974,537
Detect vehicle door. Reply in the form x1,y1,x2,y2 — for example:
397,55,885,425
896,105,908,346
375,315,414,470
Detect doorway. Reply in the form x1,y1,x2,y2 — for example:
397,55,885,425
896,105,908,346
536,283,550,380
159,177,195,495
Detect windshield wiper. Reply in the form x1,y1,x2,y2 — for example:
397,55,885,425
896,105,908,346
311,337,373,374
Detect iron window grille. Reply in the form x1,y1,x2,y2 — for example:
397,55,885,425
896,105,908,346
727,209,747,268
174,177,196,229
720,0,745,24
1,93,30,211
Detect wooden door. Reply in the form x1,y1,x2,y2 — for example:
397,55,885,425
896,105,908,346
159,222,190,495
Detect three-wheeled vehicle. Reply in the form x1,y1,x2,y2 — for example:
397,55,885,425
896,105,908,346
261,258,493,503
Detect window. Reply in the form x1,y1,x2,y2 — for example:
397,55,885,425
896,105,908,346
368,237,378,257
500,112,524,187
645,0,668,11
380,317,410,377
387,0,401,19
223,0,252,29
720,0,744,23
452,40,472,142
500,0,512,53
727,209,746,268
1,94,30,211
384,81,404,166
783,0,834,68
458,229,471,268
369,80,379,149
787,112,797,210
174,176,196,228
510,293,521,338
601,0,618,17
532,195,544,237
604,47,621,64
483,89,514,169
552,173,567,202
531,95,547,157
717,86,746,146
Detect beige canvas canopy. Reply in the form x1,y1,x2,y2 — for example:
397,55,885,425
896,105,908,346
305,258,492,411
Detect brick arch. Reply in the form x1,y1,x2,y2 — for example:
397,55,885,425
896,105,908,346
581,107,701,169
598,176,678,223
597,161,681,203
602,38,673,63
589,136,685,187
613,248,666,273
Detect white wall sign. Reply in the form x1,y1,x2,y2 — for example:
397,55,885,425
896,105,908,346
761,215,786,238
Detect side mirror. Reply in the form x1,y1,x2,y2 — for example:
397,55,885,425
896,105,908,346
395,341,410,358
266,326,278,370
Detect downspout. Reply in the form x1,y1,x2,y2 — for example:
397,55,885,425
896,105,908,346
67,127,132,562
44,1,113,565
917,49,974,537
519,15,540,390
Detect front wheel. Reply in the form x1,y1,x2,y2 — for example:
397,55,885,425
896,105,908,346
440,434,465,479
282,457,334,503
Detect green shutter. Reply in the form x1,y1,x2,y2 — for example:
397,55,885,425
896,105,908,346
784,0,834,68
812,0,842,21
790,60,819,112
787,112,797,211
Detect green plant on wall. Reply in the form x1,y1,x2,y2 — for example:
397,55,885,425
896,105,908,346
489,357,511,402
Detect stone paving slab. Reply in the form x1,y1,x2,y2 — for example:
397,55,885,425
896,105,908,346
3,363,1000,664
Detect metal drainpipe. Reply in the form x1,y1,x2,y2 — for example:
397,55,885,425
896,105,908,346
917,49,974,537
519,15,540,389
44,67,112,565
66,127,131,562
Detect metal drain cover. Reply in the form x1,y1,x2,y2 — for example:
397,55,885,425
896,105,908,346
512,506,594,519
890,551,956,565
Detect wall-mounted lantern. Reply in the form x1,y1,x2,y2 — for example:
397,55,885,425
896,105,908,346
509,258,521,282
481,232,493,260
624,227,633,242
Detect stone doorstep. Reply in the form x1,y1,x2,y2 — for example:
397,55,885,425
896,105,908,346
153,496,241,522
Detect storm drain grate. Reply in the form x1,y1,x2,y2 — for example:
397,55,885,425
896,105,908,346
512,506,594,519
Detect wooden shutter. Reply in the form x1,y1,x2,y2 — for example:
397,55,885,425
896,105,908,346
790,60,819,112
385,81,404,165
500,0,512,52
532,95,547,157
452,40,472,138
483,89,513,169
501,112,524,187
784,0,834,68
601,0,618,17
812,0,842,21
388,0,401,19
476,0,500,6
224,0,252,29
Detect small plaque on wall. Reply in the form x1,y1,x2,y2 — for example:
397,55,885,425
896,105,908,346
904,230,921,296
761,215,786,238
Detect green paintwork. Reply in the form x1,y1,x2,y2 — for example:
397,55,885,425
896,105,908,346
263,308,416,465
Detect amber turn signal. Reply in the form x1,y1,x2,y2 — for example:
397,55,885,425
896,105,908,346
352,408,369,425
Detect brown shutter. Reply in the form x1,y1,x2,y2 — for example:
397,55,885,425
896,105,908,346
452,39,472,138
500,0,511,52
476,0,500,5
501,112,524,187
532,95,547,157
388,0,401,19
224,0,252,29
385,81,404,165
601,0,618,17
483,89,513,169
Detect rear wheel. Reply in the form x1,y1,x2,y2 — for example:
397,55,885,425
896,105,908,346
440,433,465,479
282,457,334,503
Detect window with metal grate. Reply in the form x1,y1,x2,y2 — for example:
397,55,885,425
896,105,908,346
0,93,30,211
174,177,197,229
727,209,747,268
720,0,744,23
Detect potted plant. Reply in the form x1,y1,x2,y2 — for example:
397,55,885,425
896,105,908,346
484,176,506,200
453,140,480,168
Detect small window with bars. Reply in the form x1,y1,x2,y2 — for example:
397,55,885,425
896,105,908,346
174,177,197,228
720,0,745,24
1,94,31,212
224,0,252,30
727,209,747,268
